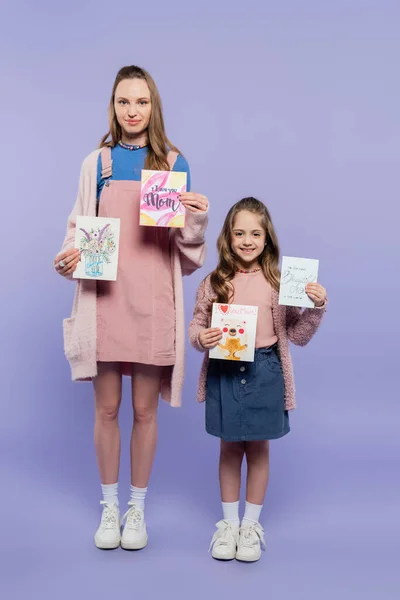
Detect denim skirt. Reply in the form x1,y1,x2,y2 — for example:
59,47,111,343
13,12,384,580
205,345,290,442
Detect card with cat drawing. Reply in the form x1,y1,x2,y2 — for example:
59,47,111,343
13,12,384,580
209,303,258,362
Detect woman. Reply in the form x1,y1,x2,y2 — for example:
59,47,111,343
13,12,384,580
54,65,208,550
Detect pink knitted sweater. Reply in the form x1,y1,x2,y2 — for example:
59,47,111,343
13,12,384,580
60,149,208,407
188,275,326,410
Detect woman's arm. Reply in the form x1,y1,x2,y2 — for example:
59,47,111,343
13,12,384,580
171,155,208,276
172,209,208,276
61,162,86,253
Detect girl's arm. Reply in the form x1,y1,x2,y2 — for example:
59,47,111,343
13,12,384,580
188,278,211,352
285,303,326,346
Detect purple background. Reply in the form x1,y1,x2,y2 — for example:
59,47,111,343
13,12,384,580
2,0,399,598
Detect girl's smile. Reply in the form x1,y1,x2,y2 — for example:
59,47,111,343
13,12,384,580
239,247,257,254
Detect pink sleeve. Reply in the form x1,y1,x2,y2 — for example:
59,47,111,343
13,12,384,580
286,303,327,346
61,163,86,253
58,163,86,280
172,210,208,276
188,278,212,352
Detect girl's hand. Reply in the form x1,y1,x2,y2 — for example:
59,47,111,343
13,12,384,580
199,327,222,349
305,283,327,307
180,192,209,213
54,248,81,277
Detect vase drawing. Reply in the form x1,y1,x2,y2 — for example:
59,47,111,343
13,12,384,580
85,253,103,277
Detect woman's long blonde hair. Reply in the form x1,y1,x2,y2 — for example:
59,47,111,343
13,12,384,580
99,65,180,171
210,197,281,303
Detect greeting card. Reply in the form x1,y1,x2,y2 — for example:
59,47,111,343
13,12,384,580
73,216,120,281
279,256,319,308
140,170,187,227
209,303,259,362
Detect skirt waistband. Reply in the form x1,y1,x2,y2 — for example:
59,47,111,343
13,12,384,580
253,343,278,360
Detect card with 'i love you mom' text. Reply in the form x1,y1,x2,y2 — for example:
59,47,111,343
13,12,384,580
209,303,259,363
140,170,187,228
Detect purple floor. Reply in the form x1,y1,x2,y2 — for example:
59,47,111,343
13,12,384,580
2,370,399,599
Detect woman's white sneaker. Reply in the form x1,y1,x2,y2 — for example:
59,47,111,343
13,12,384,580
94,501,121,549
209,520,239,560
121,502,148,550
236,522,266,562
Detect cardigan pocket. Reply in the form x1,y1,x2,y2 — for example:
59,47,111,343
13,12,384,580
63,316,80,361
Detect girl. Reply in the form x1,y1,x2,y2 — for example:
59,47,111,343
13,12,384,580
189,198,327,562
54,65,208,550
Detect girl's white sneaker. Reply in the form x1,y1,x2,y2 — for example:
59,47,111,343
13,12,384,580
209,520,239,560
236,522,266,562
121,502,148,550
94,501,121,549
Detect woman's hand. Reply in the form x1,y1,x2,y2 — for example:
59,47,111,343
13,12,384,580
180,192,208,213
54,248,81,277
199,327,222,349
305,283,327,307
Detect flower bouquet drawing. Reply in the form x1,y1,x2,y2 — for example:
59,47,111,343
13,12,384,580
79,224,116,277
73,216,120,281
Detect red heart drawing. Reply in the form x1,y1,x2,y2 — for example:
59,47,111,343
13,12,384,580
219,305,229,314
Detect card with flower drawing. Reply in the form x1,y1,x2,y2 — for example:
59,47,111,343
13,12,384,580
140,170,187,228
73,216,120,281
209,303,258,363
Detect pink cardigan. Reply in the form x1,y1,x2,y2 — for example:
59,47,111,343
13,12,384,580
60,149,208,407
188,275,326,410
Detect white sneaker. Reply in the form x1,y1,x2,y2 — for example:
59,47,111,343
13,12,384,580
236,522,266,562
94,501,121,549
121,502,148,550
209,520,239,560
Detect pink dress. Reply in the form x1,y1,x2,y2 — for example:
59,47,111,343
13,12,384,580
96,147,176,368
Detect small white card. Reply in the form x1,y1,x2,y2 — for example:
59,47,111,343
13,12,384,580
209,303,259,363
73,216,120,281
279,256,319,308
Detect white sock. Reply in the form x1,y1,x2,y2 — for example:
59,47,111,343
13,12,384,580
242,501,263,527
222,501,240,526
101,482,119,506
129,485,148,510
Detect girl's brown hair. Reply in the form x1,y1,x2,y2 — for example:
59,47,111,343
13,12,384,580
210,197,281,303
99,65,180,171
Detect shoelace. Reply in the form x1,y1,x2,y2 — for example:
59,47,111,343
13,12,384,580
122,503,143,531
100,501,118,530
239,523,266,550
209,521,236,552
